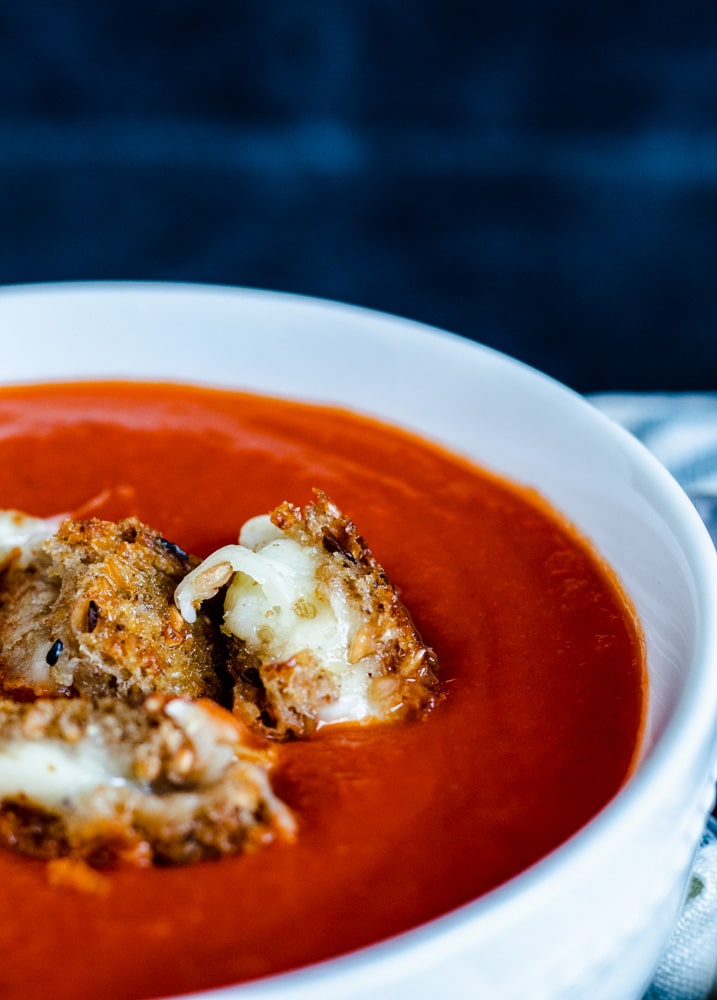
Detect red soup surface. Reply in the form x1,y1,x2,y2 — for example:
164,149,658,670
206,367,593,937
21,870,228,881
0,381,645,999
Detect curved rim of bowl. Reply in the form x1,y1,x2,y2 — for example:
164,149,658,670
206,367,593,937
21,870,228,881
0,280,716,997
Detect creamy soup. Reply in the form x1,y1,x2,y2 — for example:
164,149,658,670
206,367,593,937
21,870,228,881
0,381,645,1000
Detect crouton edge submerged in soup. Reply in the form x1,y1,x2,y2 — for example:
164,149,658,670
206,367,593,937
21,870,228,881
0,381,645,1000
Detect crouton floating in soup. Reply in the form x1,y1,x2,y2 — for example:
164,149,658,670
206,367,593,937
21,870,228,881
0,516,222,702
0,694,294,866
175,491,440,738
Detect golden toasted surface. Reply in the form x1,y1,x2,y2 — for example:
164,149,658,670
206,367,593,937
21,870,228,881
0,517,222,702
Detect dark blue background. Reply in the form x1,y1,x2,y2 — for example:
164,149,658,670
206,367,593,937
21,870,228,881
0,1,716,392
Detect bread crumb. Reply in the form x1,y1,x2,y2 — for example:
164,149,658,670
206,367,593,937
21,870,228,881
46,857,111,897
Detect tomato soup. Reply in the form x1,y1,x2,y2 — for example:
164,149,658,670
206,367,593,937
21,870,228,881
0,381,645,1000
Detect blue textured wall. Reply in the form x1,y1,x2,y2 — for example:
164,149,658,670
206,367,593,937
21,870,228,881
0,2,716,391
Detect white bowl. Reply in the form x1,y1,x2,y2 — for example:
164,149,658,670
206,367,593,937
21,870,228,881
1,281,717,1000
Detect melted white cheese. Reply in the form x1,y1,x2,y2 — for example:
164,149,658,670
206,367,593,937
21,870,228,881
0,510,64,570
164,699,239,783
0,700,247,811
0,738,130,806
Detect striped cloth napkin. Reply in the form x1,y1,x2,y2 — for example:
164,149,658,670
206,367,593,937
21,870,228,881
589,394,717,1000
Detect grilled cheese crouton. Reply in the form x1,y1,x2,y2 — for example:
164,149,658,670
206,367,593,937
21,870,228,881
0,695,294,866
0,517,222,702
176,491,440,738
